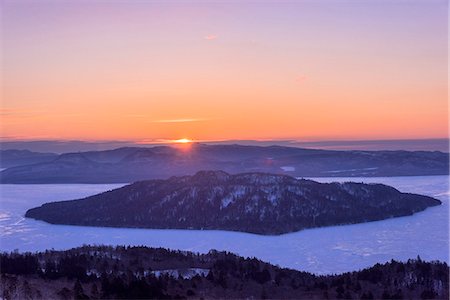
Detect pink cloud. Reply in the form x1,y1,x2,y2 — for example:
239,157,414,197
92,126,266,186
204,34,218,40
152,118,210,123
295,75,308,83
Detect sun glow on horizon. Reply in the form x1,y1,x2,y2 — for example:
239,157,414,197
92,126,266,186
174,138,192,144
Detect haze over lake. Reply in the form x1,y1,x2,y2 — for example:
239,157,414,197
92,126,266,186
1,175,448,275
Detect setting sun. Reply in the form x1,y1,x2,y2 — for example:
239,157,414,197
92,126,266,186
174,138,192,144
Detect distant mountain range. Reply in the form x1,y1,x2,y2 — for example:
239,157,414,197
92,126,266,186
1,144,448,183
0,149,58,168
1,138,448,153
25,171,441,235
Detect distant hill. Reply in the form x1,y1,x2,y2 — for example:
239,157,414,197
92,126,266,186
0,149,57,168
25,171,441,235
1,138,448,153
1,144,448,183
1,245,448,299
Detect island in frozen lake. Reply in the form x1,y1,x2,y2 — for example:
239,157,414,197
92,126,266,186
25,171,441,235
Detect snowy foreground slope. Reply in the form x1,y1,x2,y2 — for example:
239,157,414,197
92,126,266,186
25,171,440,234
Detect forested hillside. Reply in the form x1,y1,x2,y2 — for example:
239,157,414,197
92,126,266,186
1,245,448,299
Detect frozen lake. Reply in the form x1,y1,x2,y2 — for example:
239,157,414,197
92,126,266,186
0,176,448,275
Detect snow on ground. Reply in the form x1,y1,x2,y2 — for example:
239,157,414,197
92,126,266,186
0,176,448,275
152,268,210,279
281,166,295,172
323,167,379,174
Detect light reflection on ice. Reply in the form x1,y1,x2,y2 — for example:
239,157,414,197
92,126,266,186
0,176,448,275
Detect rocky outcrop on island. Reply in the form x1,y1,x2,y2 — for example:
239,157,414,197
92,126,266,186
25,171,441,235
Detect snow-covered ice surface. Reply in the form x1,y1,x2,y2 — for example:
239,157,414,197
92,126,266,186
0,176,448,275
280,166,295,172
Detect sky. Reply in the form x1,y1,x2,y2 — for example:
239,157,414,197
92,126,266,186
1,0,448,143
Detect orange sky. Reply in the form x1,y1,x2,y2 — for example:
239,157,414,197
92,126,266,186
1,1,448,142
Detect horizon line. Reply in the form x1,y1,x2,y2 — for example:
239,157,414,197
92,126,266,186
1,137,449,143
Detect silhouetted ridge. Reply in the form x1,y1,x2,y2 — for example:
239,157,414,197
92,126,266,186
1,245,448,300
188,170,230,183
54,153,94,164
1,144,448,183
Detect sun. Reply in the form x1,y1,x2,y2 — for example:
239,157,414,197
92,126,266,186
174,138,192,144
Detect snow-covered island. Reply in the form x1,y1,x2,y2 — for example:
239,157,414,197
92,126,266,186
25,171,441,235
